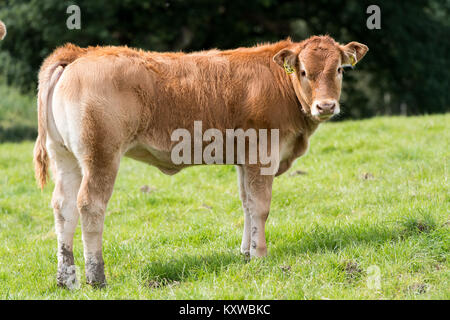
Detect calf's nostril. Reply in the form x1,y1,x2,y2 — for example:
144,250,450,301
316,101,338,115
318,103,336,113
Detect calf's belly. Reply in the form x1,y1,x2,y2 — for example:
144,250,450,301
125,145,185,175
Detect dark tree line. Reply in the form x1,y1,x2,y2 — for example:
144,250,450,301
0,0,448,119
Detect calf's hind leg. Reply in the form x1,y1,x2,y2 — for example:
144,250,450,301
48,144,82,288
77,154,120,287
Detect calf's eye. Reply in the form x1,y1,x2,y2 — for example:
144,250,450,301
337,67,343,74
300,70,306,77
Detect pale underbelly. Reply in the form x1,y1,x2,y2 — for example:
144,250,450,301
124,145,185,175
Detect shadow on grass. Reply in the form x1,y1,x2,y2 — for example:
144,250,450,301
139,216,439,288
140,251,242,287
270,223,398,255
271,215,438,256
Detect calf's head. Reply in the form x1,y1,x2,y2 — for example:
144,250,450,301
274,36,368,122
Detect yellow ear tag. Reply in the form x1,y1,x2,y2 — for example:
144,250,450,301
283,60,295,74
349,55,357,67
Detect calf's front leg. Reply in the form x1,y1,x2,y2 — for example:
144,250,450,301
240,166,274,258
237,166,251,257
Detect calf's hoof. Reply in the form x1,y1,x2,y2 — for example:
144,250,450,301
240,244,250,256
250,244,267,258
240,248,251,261
85,258,106,288
86,272,106,288
86,278,107,288
57,264,79,290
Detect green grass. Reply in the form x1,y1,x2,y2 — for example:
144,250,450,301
0,114,448,299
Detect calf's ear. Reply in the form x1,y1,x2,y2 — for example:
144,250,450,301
341,42,369,67
273,49,298,73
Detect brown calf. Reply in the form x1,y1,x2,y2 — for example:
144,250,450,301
34,35,368,287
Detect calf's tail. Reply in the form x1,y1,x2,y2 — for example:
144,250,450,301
33,44,85,189
33,64,66,189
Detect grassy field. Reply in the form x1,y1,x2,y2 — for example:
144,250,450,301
0,114,448,299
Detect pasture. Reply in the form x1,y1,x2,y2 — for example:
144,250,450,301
0,114,448,299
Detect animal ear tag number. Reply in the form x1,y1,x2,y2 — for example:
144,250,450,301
283,60,295,75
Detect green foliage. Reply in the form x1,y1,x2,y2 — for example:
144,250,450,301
0,115,448,299
0,0,449,118
0,82,36,142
